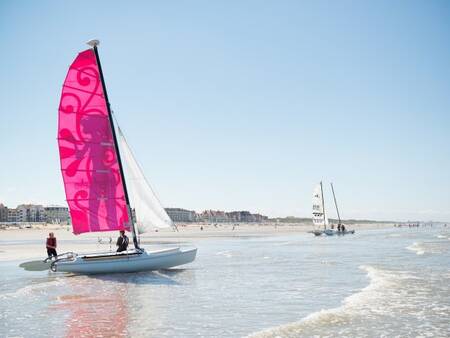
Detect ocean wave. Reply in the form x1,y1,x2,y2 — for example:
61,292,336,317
406,240,449,256
0,279,63,299
406,242,425,255
216,250,233,258
246,266,435,338
246,266,387,337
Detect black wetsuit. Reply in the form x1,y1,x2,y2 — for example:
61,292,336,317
116,235,129,252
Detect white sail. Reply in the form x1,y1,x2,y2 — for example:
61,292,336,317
312,183,328,228
118,128,174,233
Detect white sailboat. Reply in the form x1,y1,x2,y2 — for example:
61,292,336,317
47,40,196,274
311,182,334,236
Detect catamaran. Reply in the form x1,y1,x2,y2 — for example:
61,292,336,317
48,39,196,274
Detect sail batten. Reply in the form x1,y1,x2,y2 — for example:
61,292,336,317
58,49,129,234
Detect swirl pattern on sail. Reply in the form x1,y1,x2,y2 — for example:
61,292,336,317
58,49,129,234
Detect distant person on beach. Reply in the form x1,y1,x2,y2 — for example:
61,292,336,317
116,230,129,252
46,232,58,259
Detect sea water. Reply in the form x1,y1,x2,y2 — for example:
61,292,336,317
1,226,449,337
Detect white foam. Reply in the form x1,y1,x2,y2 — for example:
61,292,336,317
246,266,407,338
406,242,425,255
0,279,63,299
216,251,232,258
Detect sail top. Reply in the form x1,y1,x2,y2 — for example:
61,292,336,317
86,39,100,47
58,48,130,234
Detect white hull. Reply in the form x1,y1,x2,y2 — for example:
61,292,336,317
311,229,355,236
324,229,337,236
53,247,197,274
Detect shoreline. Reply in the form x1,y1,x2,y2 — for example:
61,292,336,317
0,222,394,262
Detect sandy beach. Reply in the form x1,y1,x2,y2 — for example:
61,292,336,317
0,222,394,262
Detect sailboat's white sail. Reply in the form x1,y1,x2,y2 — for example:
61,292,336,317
312,183,328,228
118,128,174,233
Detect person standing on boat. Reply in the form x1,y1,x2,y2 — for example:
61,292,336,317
46,232,58,259
116,230,129,252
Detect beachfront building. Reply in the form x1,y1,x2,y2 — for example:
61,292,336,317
15,204,46,222
226,211,241,222
165,208,196,222
252,213,269,222
7,208,19,222
0,203,8,222
198,210,269,223
226,211,268,223
199,210,229,223
45,205,70,224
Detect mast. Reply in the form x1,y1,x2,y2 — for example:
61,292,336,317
330,182,341,226
88,40,140,250
320,181,326,230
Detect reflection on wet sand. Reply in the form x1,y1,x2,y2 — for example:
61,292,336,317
51,278,128,337
48,269,195,338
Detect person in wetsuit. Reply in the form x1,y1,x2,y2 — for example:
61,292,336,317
116,230,129,252
46,232,58,259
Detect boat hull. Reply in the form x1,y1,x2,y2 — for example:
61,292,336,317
54,247,197,274
336,230,355,235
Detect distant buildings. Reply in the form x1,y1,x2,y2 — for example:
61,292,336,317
165,208,196,222
7,208,18,223
199,210,229,223
0,201,267,225
164,208,268,223
0,204,8,222
226,210,263,222
45,205,70,224
225,211,268,223
14,204,46,222
0,203,69,224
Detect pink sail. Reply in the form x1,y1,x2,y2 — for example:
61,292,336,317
58,49,130,234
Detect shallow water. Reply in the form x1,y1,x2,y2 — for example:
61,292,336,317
1,226,449,337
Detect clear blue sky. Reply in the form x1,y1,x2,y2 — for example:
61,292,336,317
1,1,449,221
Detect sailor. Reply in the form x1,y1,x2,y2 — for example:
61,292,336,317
337,224,341,232
116,230,129,252
46,232,58,259
341,224,346,232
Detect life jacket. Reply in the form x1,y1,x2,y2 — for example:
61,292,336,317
46,237,56,248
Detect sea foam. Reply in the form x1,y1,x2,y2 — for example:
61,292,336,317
406,242,425,255
246,265,413,338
